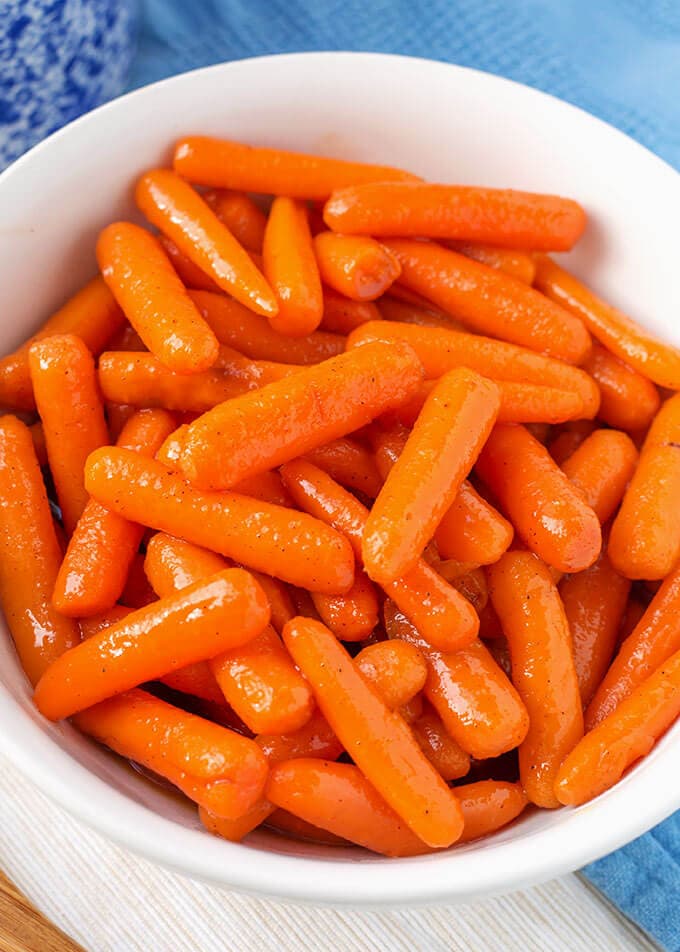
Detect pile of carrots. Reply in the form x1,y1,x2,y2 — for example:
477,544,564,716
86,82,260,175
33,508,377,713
1,135,680,858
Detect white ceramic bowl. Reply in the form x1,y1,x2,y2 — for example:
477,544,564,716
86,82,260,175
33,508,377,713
1,52,679,907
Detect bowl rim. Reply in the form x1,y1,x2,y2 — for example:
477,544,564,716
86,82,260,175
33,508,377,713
1,50,679,906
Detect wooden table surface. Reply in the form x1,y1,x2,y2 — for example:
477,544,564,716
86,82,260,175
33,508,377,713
0,871,84,952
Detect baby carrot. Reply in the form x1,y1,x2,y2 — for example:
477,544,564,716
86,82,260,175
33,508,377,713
549,420,597,465
157,235,221,292
173,136,418,200
200,800,275,843
265,809,350,846
477,424,602,573
561,429,638,525
0,417,80,684
377,295,458,329
232,471,293,508
384,602,528,759
355,640,427,709
74,689,268,819
311,569,380,642
280,459,479,651
437,564,488,615
324,182,586,250
34,568,270,720
488,551,583,808
585,561,680,729
0,276,124,411
364,369,500,583
455,781,529,843
263,198,323,336
144,532,229,595
86,448,354,594
247,571,295,633
583,343,660,432
313,233,401,301
78,605,131,639
347,322,600,417
609,394,680,579
135,169,277,317
97,222,220,374
267,759,431,856
177,341,424,490
559,549,631,706
410,708,471,781
256,709,343,765
283,617,464,848
320,289,381,334
28,334,109,534
306,437,382,498
29,421,47,466
445,241,536,284
382,240,590,363
556,649,680,806
534,254,680,388
203,189,267,252
53,409,176,617
106,324,147,353
619,598,647,645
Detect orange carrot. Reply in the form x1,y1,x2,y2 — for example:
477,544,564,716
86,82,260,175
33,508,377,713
157,234,221,292
263,198,323,336
556,649,680,806
355,640,427,709
583,343,660,432
85,448,354,594
488,551,583,808
560,429,638,525
549,420,597,465
97,222,220,374
0,276,124,411
477,424,602,573
106,402,136,442
619,597,647,645
534,254,680,388
265,809,349,846
189,289,343,364
446,241,536,283
177,340,424,490
28,334,109,534
231,471,293,508
29,420,47,466
106,324,147,353
144,532,229,595
311,569,380,642
410,708,471,781
609,394,680,579
203,189,267,252
34,568,270,720
437,563,488,615
347,322,600,417
53,409,176,617
78,605,131,639
455,781,529,843
200,800,274,843
324,182,586,250
559,549,631,706
173,136,418,200
305,437,382,498
256,709,343,765
0,417,80,683
377,295,458,329
135,169,277,317
280,459,479,652
383,240,590,362
313,232,400,301
282,617,463,848
74,688,268,819
320,289,380,334
247,572,295,633
364,369,500,583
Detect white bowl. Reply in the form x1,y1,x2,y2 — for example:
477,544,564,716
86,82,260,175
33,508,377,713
1,52,679,907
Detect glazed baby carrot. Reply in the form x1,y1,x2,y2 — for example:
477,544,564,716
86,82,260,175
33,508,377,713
556,649,680,806
559,550,631,706
455,781,529,843
363,369,500,583
0,276,124,411
86,448,354,594
247,571,295,633
135,169,277,318
256,709,344,765
0,417,80,684
582,343,660,432
320,289,381,334
488,551,583,808
74,689,268,819
560,429,638,525
410,708,471,781
263,198,324,336
323,182,586,250
231,471,293,508
29,421,47,466
200,800,275,843
311,569,380,642
477,424,602,573
445,241,536,284
177,341,424,490
347,322,600,417
282,617,464,848
585,561,680,729
157,235,222,292
78,604,132,639
29,334,109,534
313,232,401,301
377,295,458,329
549,420,597,465
280,459,479,651
267,759,431,856
97,222,220,374
203,189,267,252
355,640,427,709
383,601,528,759
144,532,229,596
437,564,488,615
305,437,383,498
609,393,680,579
53,409,176,617
382,240,590,363
265,809,350,846
159,663,226,704
173,136,419,200
534,254,680,388
34,568,270,720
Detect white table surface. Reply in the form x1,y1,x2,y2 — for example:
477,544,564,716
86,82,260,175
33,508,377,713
0,751,656,952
